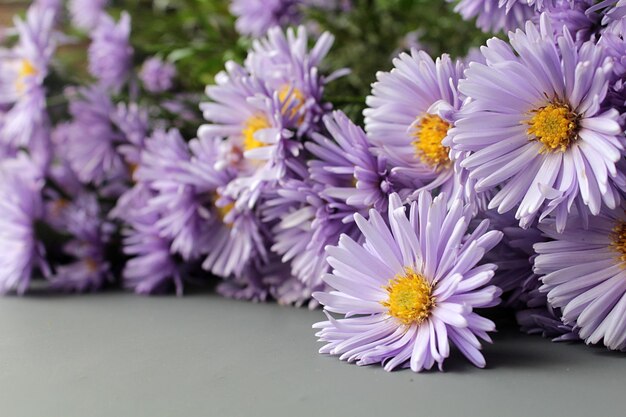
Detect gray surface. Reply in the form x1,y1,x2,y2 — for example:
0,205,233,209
0,292,624,417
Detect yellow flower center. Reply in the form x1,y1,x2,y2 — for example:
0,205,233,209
610,220,626,266
412,114,451,168
526,102,579,152
278,85,305,119
16,59,37,92
381,268,435,326
242,114,270,151
85,257,100,273
213,193,234,226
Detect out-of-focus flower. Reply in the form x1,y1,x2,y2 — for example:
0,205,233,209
0,157,48,294
314,192,502,372
88,12,133,92
451,0,537,33
69,0,109,31
140,57,177,93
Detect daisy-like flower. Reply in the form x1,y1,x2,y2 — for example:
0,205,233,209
183,135,269,278
0,157,48,294
139,57,177,93
45,193,114,292
0,5,56,147
230,0,301,37
451,15,626,231
451,0,537,33
55,86,127,185
313,192,503,372
308,111,397,214
69,0,109,30
88,12,133,92
537,0,598,44
535,207,626,351
113,185,185,295
364,51,466,200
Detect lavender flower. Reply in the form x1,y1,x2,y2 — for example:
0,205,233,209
0,157,48,294
451,15,626,231
365,51,474,205
0,5,56,148
451,0,537,33
88,12,133,92
308,111,396,214
230,0,302,37
113,185,185,295
314,192,502,372
535,207,626,351
46,193,114,292
69,0,109,31
140,57,177,93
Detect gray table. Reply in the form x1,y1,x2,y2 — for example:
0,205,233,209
0,291,624,417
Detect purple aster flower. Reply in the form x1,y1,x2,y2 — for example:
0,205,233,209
185,136,270,277
230,0,302,37
45,193,114,292
55,86,128,185
308,111,398,214
133,128,210,261
535,206,626,351
451,15,626,231
313,192,503,372
140,57,177,93
538,0,598,43
0,157,48,294
586,0,626,25
112,102,150,166
0,5,56,148
515,274,579,341
451,0,537,32
113,185,185,295
88,12,133,92
365,51,475,204
69,0,109,31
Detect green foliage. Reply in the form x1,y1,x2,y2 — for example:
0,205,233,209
51,0,490,119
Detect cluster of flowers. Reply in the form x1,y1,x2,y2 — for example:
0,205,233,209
2,0,626,373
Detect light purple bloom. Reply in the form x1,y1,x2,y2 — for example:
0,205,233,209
535,207,626,351
451,15,626,231
0,157,48,294
0,5,56,148
230,0,302,37
308,111,397,214
313,192,503,372
365,51,471,203
140,57,176,93
45,193,114,292
55,86,127,185
451,0,537,32
88,12,133,92
69,0,109,30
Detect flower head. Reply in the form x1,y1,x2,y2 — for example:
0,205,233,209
230,0,301,37
140,57,177,93
314,192,503,372
451,0,537,33
69,0,109,30
535,206,626,350
88,12,133,91
451,15,626,230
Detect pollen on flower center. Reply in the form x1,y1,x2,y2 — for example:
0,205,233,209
16,59,37,92
212,192,234,225
412,114,451,168
382,268,434,325
278,85,305,118
610,220,626,266
242,114,270,151
526,102,579,152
